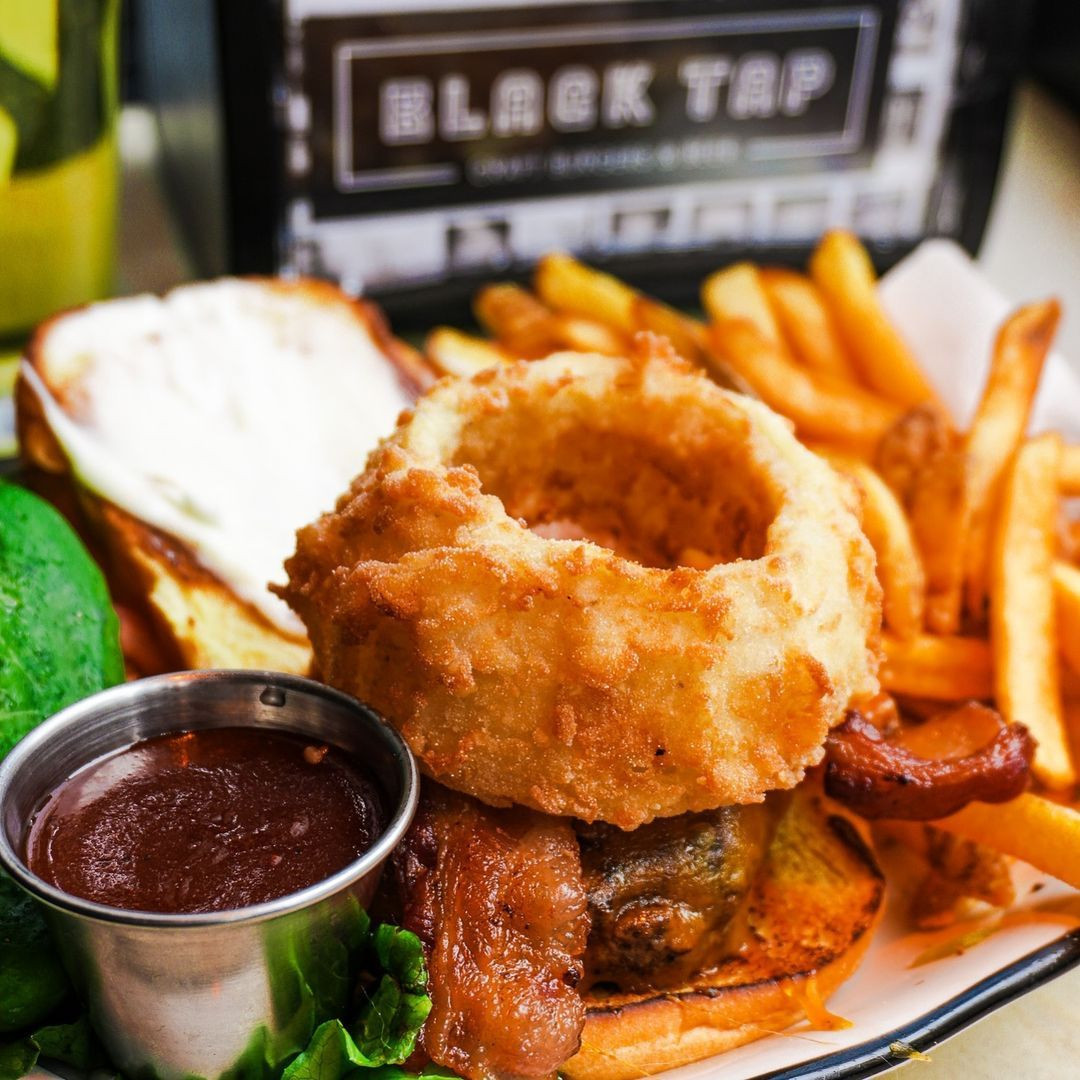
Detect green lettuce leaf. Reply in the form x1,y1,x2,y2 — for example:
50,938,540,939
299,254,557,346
0,480,123,760
368,1068,457,1080
351,926,430,1065
30,1016,103,1069
283,924,435,1080
0,1037,37,1080
352,975,431,1068
0,482,120,1077
280,1021,454,1080
0,1017,104,1080
281,1020,372,1080
264,897,373,1073
371,925,427,996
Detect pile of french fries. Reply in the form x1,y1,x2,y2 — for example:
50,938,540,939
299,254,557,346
425,230,1080,904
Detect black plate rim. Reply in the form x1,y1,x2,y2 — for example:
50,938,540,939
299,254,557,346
754,926,1080,1079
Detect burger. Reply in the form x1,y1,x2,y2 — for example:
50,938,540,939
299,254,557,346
279,344,888,1079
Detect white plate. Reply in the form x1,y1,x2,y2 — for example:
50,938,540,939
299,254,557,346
663,864,1080,1080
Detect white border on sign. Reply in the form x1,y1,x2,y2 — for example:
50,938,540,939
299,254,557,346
330,7,880,193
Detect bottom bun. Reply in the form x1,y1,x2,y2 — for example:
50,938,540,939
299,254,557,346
568,784,885,1080
16,364,310,675
91,499,312,674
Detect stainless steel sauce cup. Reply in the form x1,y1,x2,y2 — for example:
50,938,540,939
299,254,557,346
0,670,419,1080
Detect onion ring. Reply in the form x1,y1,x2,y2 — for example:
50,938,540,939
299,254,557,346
282,350,880,827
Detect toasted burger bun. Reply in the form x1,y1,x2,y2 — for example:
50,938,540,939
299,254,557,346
88,497,313,675
16,277,433,675
567,784,885,1080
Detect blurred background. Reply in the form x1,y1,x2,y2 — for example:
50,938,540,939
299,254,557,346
2,0,1079,344
118,0,1080,330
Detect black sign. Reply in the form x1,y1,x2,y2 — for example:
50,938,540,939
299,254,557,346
300,1,896,220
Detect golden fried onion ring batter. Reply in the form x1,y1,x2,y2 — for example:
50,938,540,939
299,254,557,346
283,350,880,827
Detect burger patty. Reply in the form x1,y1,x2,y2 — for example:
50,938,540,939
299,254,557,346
576,801,779,992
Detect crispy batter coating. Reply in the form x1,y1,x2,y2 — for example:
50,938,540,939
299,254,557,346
282,351,881,827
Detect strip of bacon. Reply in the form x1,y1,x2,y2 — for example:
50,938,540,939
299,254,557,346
393,784,589,1080
825,705,1034,820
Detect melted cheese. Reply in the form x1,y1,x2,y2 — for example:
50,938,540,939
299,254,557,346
23,280,413,633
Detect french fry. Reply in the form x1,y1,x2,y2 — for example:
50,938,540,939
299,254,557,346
827,456,925,638
881,632,993,701
702,263,784,347
703,264,900,450
1065,670,1080,701
876,820,1014,928
1053,560,1080,676
875,404,966,634
991,433,1074,788
907,444,968,635
707,320,901,451
962,300,1060,620
424,327,511,378
1060,514,1080,565
632,296,708,365
760,267,858,382
1065,698,1080,777
474,283,563,358
474,281,633,358
703,262,880,402
873,305,1058,632
1063,521,1080,565
535,252,638,334
1060,445,1080,496
874,403,956,508
552,315,629,357
936,794,1080,890
535,252,743,387
809,230,941,410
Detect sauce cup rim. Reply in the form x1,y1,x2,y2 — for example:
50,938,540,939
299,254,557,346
0,670,419,929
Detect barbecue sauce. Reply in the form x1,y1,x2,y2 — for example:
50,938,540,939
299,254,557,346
23,728,383,914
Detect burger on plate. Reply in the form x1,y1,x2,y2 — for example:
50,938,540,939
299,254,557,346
280,345,888,1080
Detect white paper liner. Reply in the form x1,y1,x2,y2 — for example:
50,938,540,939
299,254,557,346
879,238,1080,436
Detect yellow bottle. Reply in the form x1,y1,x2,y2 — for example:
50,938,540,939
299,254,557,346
0,0,121,340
